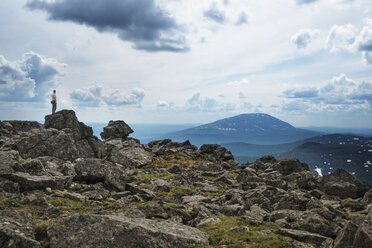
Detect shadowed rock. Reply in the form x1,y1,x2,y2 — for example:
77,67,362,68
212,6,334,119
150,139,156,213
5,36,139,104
320,169,370,199
100,120,133,140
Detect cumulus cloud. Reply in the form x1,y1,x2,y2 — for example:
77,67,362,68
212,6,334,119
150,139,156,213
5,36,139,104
362,52,372,64
291,29,320,49
326,24,358,52
354,26,372,53
186,92,221,112
281,74,371,112
70,86,144,107
104,89,145,106
235,11,248,26
204,2,226,24
0,52,63,101
282,88,318,98
26,0,188,52
350,81,372,103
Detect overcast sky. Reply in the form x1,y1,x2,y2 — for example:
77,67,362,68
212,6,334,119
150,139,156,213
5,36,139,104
1,0,372,127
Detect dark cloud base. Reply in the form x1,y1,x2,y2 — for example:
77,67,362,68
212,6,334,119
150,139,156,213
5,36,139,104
26,0,189,52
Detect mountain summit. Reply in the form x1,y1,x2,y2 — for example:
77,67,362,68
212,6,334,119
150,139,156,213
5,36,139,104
163,113,319,146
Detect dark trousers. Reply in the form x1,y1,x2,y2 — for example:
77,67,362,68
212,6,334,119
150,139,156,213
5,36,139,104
52,101,56,114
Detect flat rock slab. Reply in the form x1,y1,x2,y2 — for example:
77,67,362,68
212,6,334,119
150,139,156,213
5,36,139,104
7,172,70,191
278,228,331,246
47,214,209,248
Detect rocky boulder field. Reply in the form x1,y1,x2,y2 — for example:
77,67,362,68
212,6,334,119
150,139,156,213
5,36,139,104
0,110,371,248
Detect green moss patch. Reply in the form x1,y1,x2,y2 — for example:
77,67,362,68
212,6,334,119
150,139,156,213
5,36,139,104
197,216,293,248
146,153,208,169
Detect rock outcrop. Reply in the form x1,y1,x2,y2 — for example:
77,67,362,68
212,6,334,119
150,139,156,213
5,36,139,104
0,110,371,248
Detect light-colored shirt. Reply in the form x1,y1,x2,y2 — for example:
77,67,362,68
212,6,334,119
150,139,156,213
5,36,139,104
52,93,57,103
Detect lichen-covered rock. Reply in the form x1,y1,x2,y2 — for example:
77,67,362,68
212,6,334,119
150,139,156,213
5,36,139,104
272,159,310,176
320,169,370,199
0,150,19,176
147,139,197,155
74,158,126,191
334,221,360,248
100,139,152,167
353,211,372,247
0,210,41,248
47,214,209,248
44,110,93,140
199,144,234,162
278,228,332,246
100,120,133,140
6,172,70,191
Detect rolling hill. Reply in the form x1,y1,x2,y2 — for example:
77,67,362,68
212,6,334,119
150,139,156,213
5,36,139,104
277,142,372,185
161,113,320,146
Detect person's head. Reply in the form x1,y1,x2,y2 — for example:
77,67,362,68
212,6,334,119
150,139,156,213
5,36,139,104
53,90,56,93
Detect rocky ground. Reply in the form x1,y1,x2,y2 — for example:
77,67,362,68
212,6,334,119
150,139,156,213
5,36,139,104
0,110,371,248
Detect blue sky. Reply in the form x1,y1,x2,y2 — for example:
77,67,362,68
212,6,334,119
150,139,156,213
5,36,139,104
0,0,372,128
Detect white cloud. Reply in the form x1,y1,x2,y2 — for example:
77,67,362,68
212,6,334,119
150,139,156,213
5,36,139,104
70,86,145,107
156,101,170,108
291,28,320,49
354,26,372,52
235,11,248,26
326,24,358,52
362,52,372,64
204,2,226,24
281,74,370,111
0,52,63,101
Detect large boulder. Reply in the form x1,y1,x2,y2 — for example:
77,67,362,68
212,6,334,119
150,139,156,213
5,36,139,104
6,172,70,191
100,120,133,140
199,144,234,162
15,128,81,161
320,169,370,199
47,214,209,248
272,159,310,176
100,139,152,167
44,110,93,140
0,210,41,248
74,158,126,191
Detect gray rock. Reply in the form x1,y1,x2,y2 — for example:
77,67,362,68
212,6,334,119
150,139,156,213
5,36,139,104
0,210,41,248
44,110,93,140
334,221,359,248
320,169,370,199
0,177,20,193
47,214,209,248
6,172,70,191
0,150,19,176
100,139,152,167
126,183,155,201
100,120,133,140
0,120,42,136
199,144,234,162
278,228,331,246
74,158,126,191
353,210,372,247
272,159,310,176
274,191,310,211
15,128,96,161
284,171,319,190
148,139,197,155
362,189,372,204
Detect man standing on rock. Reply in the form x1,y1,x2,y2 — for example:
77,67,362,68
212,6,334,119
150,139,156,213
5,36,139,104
51,90,57,114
